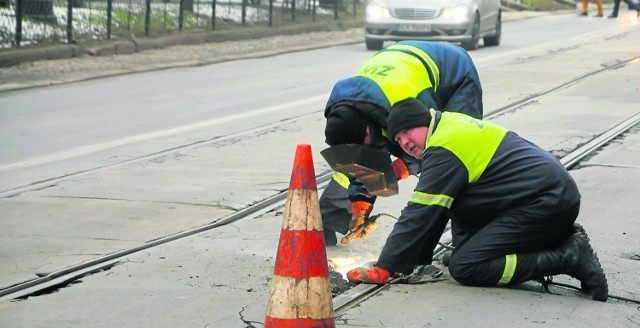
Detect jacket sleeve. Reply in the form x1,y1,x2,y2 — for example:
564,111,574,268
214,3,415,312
347,177,377,204
375,147,468,274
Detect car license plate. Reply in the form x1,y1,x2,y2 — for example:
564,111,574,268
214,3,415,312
398,24,431,32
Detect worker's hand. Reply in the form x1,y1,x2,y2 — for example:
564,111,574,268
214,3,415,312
354,220,378,240
341,215,378,244
347,266,390,284
349,201,374,233
392,159,410,180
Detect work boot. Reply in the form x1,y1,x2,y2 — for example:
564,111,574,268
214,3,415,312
535,234,608,302
572,223,592,293
573,222,588,239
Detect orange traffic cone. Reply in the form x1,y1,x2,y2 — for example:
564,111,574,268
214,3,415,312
264,144,335,328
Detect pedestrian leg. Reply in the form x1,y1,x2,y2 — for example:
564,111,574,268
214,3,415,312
580,0,589,15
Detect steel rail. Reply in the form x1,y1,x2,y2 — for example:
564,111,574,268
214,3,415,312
0,113,320,199
2,57,638,200
2,58,638,302
560,113,640,169
332,112,640,313
0,171,332,301
2,112,637,302
483,56,640,122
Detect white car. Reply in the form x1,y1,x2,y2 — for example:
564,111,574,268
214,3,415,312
364,0,501,50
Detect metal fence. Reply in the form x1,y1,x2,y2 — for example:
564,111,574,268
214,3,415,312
0,0,362,48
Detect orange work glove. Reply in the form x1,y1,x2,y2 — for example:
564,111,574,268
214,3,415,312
349,201,374,233
341,215,379,244
392,159,410,180
347,266,390,284
354,220,378,240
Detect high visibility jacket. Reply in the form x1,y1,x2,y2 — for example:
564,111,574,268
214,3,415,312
375,111,581,275
324,40,483,131
325,41,483,202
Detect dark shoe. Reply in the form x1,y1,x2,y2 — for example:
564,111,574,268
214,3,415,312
573,222,588,240
572,222,593,292
594,13,604,17
559,234,608,301
442,250,453,266
579,12,588,16
608,14,618,18
535,233,608,301
324,229,337,246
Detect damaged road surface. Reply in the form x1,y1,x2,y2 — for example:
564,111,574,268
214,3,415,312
1,10,640,328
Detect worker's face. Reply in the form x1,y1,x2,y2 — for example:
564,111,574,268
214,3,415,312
394,126,429,159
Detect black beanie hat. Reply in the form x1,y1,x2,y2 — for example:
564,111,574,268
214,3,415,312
325,104,369,146
387,98,432,139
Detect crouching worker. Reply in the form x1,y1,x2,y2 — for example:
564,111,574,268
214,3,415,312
346,98,608,302
321,41,483,246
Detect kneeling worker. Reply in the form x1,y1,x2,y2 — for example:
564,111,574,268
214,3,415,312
346,98,608,302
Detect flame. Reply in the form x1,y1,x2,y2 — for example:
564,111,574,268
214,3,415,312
328,255,377,279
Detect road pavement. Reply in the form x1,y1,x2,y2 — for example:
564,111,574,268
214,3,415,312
0,10,561,93
2,7,639,328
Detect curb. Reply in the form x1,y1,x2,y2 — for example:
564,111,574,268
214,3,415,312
0,19,363,68
0,8,559,68
0,8,570,93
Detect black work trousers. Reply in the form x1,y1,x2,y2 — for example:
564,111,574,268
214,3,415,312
448,201,580,286
319,178,352,235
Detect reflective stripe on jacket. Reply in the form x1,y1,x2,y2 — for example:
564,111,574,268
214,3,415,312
375,112,580,275
324,41,483,125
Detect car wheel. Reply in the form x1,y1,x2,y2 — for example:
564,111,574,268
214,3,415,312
461,14,480,51
483,12,501,47
365,38,384,50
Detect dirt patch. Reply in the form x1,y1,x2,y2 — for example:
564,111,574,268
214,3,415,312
329,270,357,297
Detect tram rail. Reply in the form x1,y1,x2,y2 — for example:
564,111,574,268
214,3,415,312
1,58,638,303
334,112,640,312
2,112,638,303
1,57,637,201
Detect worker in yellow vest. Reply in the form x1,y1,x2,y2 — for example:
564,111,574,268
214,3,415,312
347,98,608,302
321,41,483,247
